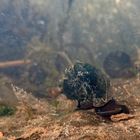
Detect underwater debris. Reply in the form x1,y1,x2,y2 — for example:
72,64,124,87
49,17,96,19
111,113,134,122
47,87,63,98
63,62,130,117
103,51,137,78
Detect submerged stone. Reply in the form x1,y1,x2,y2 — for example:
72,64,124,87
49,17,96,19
103,51,137,78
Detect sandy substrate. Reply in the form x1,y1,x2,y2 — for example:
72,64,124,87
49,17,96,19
0,77,140,140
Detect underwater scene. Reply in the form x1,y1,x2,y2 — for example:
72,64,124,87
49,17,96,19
0,0,140,139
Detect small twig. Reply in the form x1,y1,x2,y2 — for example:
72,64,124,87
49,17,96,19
0,60,31,68
57,51,73,66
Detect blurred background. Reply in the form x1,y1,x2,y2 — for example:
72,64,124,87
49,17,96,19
0,0,140,97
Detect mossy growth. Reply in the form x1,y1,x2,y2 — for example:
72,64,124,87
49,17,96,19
0,105,16,116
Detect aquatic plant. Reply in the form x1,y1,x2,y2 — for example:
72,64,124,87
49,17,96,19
0,105,15,116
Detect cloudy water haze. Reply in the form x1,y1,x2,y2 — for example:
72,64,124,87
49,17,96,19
0,0,140,139
0,0,140,89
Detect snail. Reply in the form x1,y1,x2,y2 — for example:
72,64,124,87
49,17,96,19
63,62,129,117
